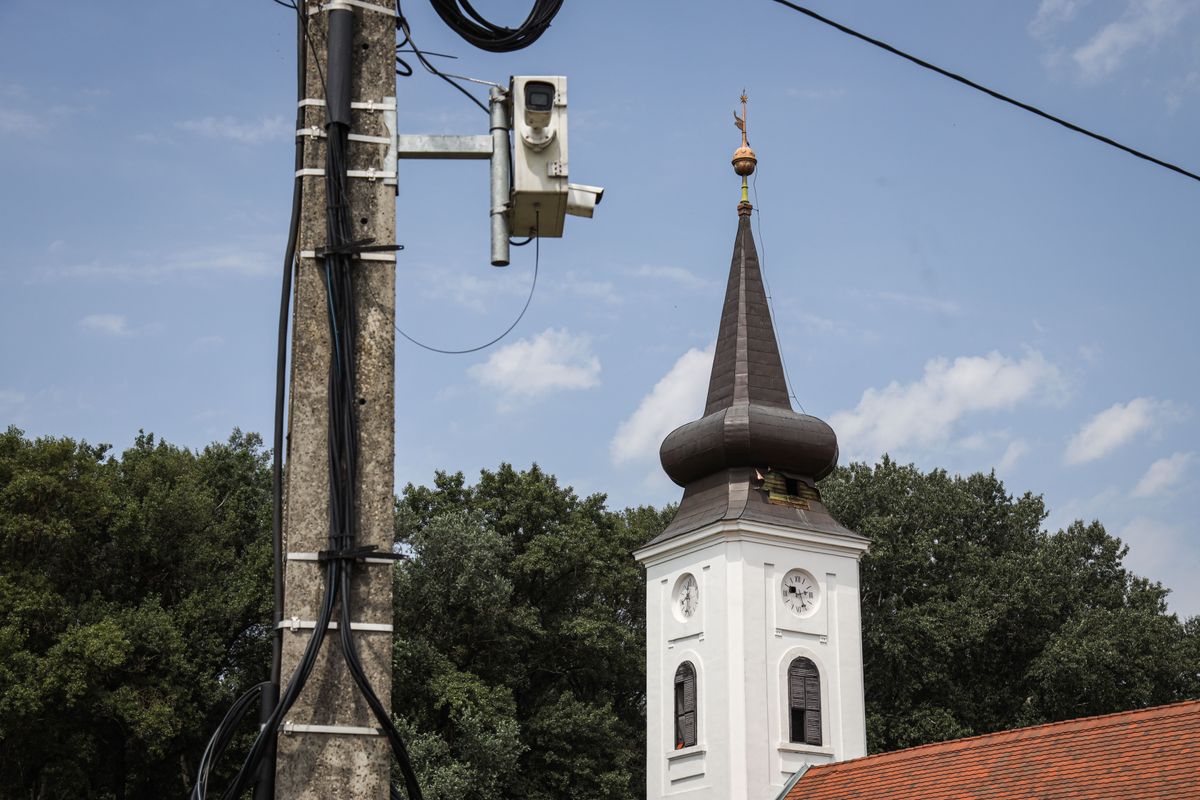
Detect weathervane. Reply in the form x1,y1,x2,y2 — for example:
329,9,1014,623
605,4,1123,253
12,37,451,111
731,91,757,209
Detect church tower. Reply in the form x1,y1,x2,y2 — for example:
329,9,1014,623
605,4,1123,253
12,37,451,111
634,97,869,800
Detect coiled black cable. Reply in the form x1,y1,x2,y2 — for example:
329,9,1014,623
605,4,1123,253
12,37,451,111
428,0,564,52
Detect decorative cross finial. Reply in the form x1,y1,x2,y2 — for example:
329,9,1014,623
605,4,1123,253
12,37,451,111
731,91,757,209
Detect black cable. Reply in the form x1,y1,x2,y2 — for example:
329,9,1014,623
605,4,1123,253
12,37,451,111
253,0,309,792
770,0,1200,184
192,5,424,799
396,3,488,113
393,216,539,354
428,0,564,52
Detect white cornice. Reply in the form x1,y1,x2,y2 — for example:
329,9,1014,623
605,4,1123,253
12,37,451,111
634,518,869,567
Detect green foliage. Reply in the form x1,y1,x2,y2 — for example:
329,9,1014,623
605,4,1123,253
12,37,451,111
393,466,670,800
820,456,1200,753
0,427,272,799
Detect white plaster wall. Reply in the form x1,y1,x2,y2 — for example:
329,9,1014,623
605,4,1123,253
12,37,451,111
640,522,867,800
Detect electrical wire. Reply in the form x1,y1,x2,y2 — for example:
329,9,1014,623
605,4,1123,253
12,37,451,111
396,4,488,113
428,0,564,52
751,173,806,415
770,0,1200,185
389,218,540,354
396,230,537,352
192,4,424,799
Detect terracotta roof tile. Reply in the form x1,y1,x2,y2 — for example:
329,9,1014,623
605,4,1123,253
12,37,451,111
785,700,1200,800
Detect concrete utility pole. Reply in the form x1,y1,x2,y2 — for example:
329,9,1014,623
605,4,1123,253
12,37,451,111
275,1,397,797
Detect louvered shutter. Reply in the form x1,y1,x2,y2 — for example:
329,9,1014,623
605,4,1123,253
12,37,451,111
674,663,697,748
804,673,822,745
787,658,822,745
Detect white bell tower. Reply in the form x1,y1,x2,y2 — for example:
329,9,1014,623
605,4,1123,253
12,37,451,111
635,106,868,800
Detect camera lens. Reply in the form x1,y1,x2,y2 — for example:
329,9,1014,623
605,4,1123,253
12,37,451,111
525,82,554,111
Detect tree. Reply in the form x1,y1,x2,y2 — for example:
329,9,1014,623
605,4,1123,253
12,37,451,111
392,465,670,800
0,427,272,798
819,456,1200,753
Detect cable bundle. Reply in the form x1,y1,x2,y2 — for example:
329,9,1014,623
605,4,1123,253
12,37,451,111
192,6,422,799
428,0,564,52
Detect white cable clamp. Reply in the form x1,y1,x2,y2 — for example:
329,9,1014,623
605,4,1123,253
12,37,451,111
286,550,399,563
281,617,394,633
297,249,397,263
295,128,393,146
282,721,382,736
320,0,397,16
294,167,396,182
298,98,397,111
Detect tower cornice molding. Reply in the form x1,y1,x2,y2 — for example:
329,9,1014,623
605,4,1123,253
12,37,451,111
635,517,869,568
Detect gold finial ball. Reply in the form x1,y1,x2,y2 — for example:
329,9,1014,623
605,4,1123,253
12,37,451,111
732,145,757,177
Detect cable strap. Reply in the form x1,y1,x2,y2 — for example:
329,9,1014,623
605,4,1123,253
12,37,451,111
299,249,397,263
297,126,393,145
279,618,394,632
282,721,382,736
316,0,397,17
287,551,397,564
296,167,396,181
299,98,396,111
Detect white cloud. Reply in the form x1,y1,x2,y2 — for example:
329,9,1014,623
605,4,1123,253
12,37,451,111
1118,516,1200,616
786,86,847,101
1132,451,1194,497
628,265,712,290
78,313,131,337
830,351,1065,460
998,439,1031,471
0,108,45,135
610,344,714,465
877,291,962,316
0,390,27,415
1072,0,1195,80
41,243,275,281
177,115,289,144
1166,69,1200,112
1064,397,1165,464
468,328,600,405
1030,0,1093,38
423,269,526,312
555,272,621,304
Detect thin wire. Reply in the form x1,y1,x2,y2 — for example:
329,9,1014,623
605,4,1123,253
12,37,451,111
770,0,1200,185
396,2,488,113
391,230,540,354
752,173,806,415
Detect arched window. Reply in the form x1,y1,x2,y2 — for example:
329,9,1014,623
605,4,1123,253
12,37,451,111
674,661,697,749
788,657,822,746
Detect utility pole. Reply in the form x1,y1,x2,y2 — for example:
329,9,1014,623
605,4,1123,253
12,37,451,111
275,1,397,797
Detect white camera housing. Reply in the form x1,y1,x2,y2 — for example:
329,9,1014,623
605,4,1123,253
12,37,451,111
509,75,569,238
566,183,604,218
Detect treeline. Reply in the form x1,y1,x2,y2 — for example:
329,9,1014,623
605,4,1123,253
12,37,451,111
0,428,1196,798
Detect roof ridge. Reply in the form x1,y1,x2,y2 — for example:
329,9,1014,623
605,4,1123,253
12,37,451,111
810,699,1200,773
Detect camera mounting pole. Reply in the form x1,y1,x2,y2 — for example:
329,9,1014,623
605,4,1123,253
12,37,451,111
395,76,602,267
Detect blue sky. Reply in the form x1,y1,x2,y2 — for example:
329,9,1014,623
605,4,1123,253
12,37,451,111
2,0,1198,616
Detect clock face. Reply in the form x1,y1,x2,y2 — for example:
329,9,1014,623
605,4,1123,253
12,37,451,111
781,570,819,616
675,573,699,620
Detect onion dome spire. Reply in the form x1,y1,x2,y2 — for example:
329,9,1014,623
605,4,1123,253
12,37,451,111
650,94,853,544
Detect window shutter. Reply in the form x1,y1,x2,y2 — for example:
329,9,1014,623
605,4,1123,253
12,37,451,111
674,662,698,748
679,710,697,747
805,708,822,746
787,658,822,745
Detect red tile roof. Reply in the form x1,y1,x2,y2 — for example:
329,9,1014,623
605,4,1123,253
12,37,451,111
785,700,1200,800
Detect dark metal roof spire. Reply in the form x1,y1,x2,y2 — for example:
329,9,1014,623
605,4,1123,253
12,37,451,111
704,209,792,414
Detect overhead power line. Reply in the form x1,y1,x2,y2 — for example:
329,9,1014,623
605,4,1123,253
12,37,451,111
770,0,1200,185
